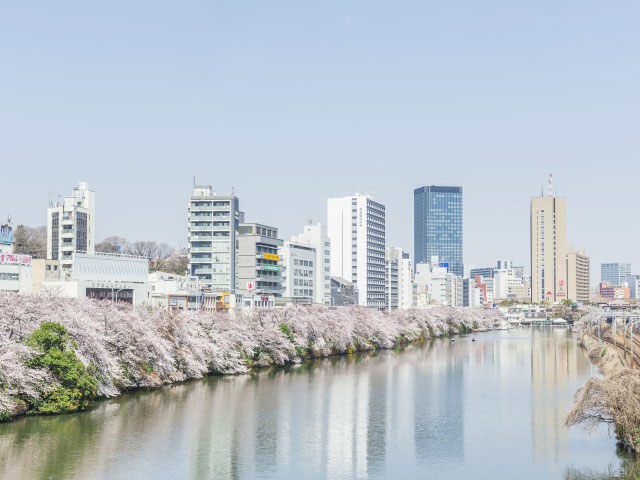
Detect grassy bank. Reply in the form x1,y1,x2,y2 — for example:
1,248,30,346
0,294,502,422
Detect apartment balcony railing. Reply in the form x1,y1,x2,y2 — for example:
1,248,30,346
189,247,213,253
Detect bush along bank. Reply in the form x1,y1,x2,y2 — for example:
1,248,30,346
0,294,503,422
567,313,640,453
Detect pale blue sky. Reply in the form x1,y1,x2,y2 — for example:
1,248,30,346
1,1,639,282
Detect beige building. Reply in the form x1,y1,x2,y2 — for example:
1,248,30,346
566,248,590,304
530,195,568,303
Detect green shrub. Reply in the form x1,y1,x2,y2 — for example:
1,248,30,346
278,323,295,342
0,410,13,422
26,322,98,414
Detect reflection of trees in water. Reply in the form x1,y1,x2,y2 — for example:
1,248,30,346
0,383,194,480
3,331,631,480
564,453,640,480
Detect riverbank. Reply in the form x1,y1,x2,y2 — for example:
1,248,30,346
0,294,503,422
568,314,640,453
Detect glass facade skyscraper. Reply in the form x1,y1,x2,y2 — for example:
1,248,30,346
601,262,631,287
414,186,463,276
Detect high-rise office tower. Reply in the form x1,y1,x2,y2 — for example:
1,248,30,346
530,192,568,303
327,193,386,309
601,262,631,287
414,186,463,276
187,185,243,293
47,182,95,271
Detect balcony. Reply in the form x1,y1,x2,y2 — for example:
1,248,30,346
190,247,212,253
192,268,213,275
190,225,214,232
256,273,281,281
190,205,214,212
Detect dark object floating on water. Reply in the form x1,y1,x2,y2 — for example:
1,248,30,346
450,338,455,342
472,338,476,342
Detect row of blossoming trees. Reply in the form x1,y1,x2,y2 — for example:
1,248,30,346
0,293,502,420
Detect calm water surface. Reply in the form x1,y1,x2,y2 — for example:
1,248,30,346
0,328,636,480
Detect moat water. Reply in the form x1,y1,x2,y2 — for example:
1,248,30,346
0,328,636,479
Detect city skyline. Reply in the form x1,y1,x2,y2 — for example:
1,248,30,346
2,2,640,284
2,175,633,286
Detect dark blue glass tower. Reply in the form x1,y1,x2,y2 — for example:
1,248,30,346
414,186,463,276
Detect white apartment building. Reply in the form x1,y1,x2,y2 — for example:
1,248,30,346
414,259,463,307
399,253,413,310
187,185,243,294
47,182,95,272
385,247,414,311
494,268,526,301
327,194,386,309
290,222,331,305
281,241,316,301
385,249,399,311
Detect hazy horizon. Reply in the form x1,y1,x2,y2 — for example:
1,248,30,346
2,1,639,284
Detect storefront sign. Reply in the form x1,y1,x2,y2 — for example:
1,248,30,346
263,253,280,261
0,253,31,265
262,264,279,272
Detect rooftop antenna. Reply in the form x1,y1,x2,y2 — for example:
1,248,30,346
193,175,196,188
548,172,553,196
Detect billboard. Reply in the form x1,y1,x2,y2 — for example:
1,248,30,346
263,253,280,261
0,223,12,246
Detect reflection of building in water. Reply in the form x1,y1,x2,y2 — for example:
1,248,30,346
326,363,370,478
366,361,389,475
413,342,465,465
530,328,592,461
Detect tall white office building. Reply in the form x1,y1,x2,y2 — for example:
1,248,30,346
187,185,243,293
47,182,95,271
291,222,331,305
327,194,385,309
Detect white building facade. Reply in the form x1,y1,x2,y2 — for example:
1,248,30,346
281,241,316,301
386,247,414,311
187,185,243,294
290,223,331,305
47,182,95,272
413,258,463,307
42,252,150,305
327,194,386,309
